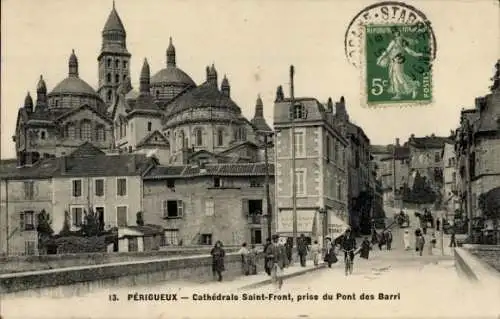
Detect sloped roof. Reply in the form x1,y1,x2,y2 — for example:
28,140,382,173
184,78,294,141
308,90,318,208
251,117,272,132
476,93,500,134
50,76,100,98
409,136,453,149
165,81,241,117
103,6,126,34
370,145,390,154
0,157,59,179
136,130,169,148
60,154,151,177
144,162,275,179
151,66,196,87
69,142,106,157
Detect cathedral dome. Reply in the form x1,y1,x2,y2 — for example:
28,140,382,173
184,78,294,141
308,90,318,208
51,77,99,97
151,38,196,88
151,67,196,87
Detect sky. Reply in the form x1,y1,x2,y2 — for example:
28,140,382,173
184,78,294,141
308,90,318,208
1,0,499,159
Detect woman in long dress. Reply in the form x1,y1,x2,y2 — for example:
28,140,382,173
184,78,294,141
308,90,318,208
376,30,425,100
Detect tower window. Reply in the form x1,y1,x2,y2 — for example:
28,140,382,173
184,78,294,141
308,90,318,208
55,100,59,107
115,59,119,68
123,61,127,68
40,131,46,139
107,90,112,102
115,74,120,84
106,73,111,84
217,129,224,146
107,58,111,67
123,74,127,81
147,122,152,132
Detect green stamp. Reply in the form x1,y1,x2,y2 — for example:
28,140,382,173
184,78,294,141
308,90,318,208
365,24,433,104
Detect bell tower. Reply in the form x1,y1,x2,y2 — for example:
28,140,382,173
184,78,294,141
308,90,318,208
97,1,131,106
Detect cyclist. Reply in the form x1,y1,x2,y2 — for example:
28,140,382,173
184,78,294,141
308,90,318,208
338,228,357,275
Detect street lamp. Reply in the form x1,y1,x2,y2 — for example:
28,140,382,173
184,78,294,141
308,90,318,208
289,65,298,261
257,129,274,240
318,207,327,244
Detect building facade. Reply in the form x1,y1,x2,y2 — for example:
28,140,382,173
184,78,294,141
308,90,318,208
273,90,349,243
442,140,459,216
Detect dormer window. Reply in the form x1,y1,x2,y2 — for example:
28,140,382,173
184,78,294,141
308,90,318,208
291,103,307,120
147,122,152,132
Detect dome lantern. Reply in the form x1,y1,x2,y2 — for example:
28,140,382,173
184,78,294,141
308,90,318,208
68,49,79,77
166,37,176,67
221,74,230,97
24,91,34,113
36,75,48,111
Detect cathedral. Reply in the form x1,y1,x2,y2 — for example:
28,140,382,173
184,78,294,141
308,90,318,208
13,3,272,167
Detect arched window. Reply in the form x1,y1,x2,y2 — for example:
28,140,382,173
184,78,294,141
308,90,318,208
67,124,76,139
240,127,247,141
96,126,106,141
217,129,224,146
123,74,127,81
195,128,203,146
106,73,111,83
178,130,185,149
147,122,152,132
40,131,46,140
107,58,111,67
107,90,112,102
115,59,119,68
55,100,59,107
81,121,92,141
115,74,120,83
123,60,127,69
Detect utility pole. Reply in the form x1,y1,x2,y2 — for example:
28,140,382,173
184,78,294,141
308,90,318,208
263,131,273,239
290,65,298,259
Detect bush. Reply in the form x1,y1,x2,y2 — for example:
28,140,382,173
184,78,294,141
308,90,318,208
51,236,109,254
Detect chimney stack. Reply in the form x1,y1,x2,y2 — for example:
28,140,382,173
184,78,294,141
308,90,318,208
395,138,400,146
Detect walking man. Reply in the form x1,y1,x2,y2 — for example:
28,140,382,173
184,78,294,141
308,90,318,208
386,230,393,250
449,227,457,247
297,234,308,267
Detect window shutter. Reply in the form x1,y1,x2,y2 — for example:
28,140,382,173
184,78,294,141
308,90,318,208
162,200,168,218
242,199,249,216
177,200,184,217
20,212,25,231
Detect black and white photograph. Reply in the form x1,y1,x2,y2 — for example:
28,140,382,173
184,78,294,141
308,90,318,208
0,0,499,318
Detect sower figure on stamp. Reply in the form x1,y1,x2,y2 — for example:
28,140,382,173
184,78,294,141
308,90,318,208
211,240,225,281
265,234,287,290
376,28,425,100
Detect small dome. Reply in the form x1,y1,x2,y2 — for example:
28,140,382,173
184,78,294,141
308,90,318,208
151,67,196,87
50,77,99,97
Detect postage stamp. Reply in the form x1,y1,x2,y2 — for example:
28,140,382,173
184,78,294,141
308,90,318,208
365,24,432,105
344,1,437,107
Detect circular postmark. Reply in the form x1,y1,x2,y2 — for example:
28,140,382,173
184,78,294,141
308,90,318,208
344,1,437,68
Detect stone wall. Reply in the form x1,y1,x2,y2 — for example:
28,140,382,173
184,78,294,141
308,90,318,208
0,251,262,297
0,245,244,274
454,245,500,286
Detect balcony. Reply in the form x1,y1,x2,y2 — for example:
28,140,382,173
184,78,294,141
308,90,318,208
247,214,263,225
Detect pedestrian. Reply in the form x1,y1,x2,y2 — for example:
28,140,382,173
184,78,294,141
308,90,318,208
263,238,272,275
416,233,425,256
449,227,457,247
378,231,386,250
210,240,225,281
386,230,393,250
265,234,287,290
310,240,321,266
285,238,293,266
238,242,250,275
436,218,441,231
297,234,308,267
359,237,371,260
403,230,411,250
248,244,258,275
323,237,337,268
431,233,437,248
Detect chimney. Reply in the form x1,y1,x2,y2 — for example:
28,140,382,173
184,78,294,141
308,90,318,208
395,138,400,146
431,133,435,137
60,152,67,174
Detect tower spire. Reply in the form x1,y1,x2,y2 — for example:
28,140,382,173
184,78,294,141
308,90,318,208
139,58,150,93
36,75,47,111
24,91,34,113
221,74,230,97
255,94,264,118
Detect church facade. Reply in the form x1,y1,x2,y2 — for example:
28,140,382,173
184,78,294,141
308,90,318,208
12,3,273,168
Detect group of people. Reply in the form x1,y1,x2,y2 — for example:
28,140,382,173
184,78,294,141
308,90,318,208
371,229,394,250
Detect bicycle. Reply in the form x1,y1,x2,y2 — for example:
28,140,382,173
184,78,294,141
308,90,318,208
343,249,355,276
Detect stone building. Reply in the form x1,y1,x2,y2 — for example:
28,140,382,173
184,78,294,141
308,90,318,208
332,98,373,235
441,139,459,216
378,140,411,208
0,143,154,256
455,61,500,225
3,3,276,254
273,90,349,243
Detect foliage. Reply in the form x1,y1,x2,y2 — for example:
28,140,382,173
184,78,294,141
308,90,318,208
36,209,54,254
52,236,108,254
402,171,437,204
478,191,500,220
59,210,72,237
81,207,102,237
136,211,144,226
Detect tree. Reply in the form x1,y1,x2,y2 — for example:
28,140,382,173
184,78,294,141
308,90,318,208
81,207,101,237
59,210,71,236
136,211,144,226
36,209,54,255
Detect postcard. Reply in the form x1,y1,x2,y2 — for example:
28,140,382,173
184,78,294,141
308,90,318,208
1,0,499,318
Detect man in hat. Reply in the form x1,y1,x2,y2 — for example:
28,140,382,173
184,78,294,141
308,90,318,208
265,234,287,289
